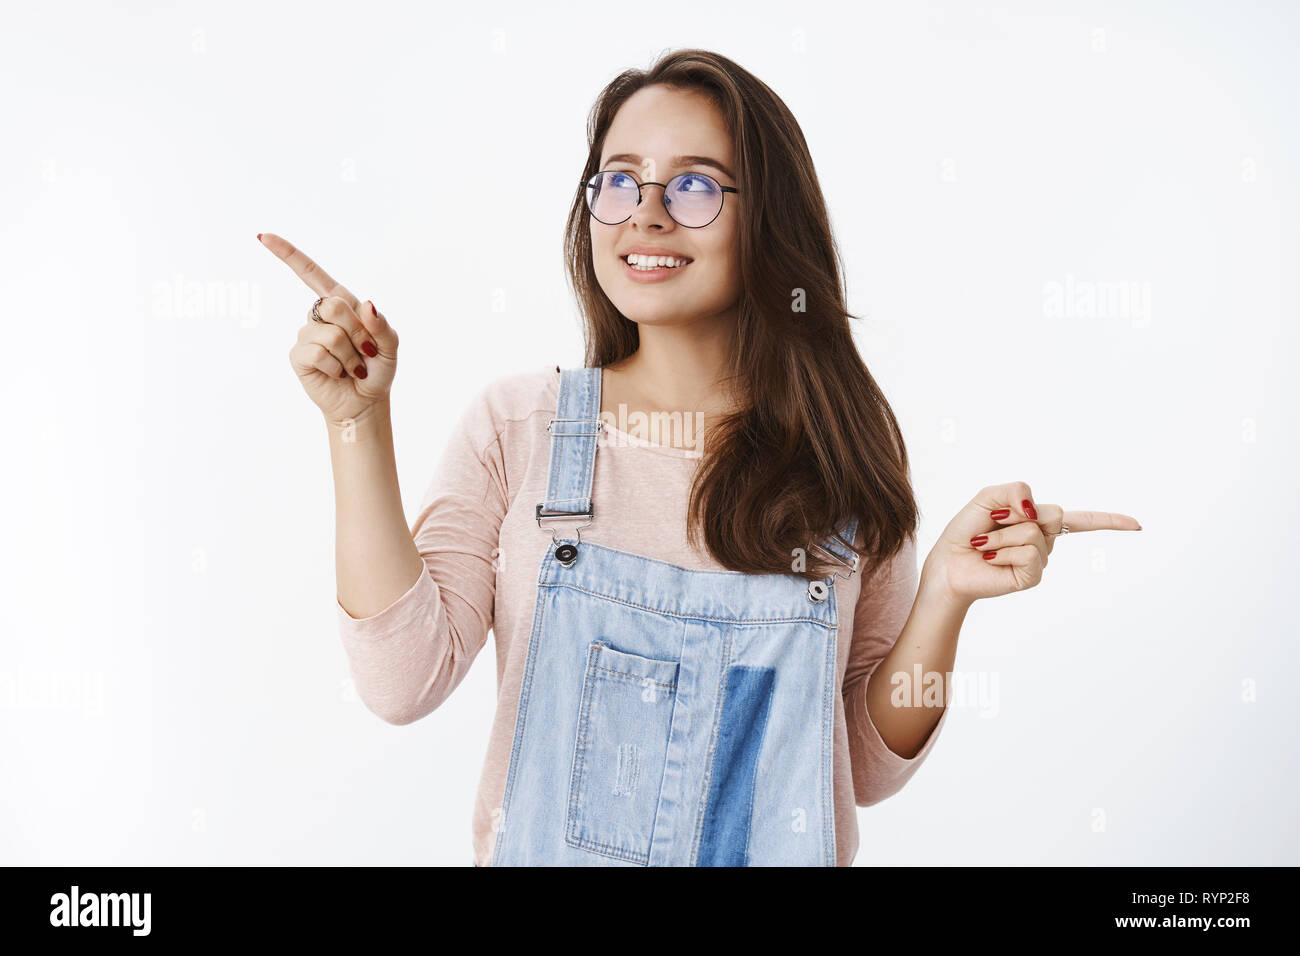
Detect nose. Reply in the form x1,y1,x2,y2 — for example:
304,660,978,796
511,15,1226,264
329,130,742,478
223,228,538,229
629,182,675,230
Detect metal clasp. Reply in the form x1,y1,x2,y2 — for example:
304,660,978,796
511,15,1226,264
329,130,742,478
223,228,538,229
546,417,606,437
535,503,594,546
808,540,860,581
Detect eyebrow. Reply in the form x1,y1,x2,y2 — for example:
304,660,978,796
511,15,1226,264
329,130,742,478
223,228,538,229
602,153,736,182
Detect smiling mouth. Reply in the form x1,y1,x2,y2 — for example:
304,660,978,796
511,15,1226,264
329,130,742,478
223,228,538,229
620,253,694,273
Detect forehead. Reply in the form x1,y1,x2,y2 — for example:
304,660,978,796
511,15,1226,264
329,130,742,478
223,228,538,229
600,85,733,171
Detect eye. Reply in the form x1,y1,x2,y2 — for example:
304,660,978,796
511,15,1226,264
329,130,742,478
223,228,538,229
675,174,719,193
606,171,636,188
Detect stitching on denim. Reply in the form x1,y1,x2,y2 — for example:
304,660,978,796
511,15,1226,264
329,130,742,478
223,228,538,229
540,580,834,628
565,646,600,845
587,664,677,689
543,536,847,584
541,368,600,515
544,369,576,507
563,832,649,865
690,628,733,865
822,580,840,867
740,667,775,868
579,369,598,507
491,550,554,865
642,618,687,866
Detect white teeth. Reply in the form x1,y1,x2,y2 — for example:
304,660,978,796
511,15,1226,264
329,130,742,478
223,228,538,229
625,253,690,271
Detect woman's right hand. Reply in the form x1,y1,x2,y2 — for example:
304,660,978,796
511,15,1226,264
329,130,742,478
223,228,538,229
259,232,399,425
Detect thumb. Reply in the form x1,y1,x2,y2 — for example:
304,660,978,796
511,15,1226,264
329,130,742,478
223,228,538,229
942,491,1011,543
357,300,398,355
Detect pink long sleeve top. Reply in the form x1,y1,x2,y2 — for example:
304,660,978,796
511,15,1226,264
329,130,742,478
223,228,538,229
336,365,947,866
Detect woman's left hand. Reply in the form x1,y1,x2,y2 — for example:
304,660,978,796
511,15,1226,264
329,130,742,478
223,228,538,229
921,480,1142,607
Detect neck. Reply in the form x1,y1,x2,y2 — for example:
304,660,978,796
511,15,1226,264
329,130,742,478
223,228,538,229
614,313,742,418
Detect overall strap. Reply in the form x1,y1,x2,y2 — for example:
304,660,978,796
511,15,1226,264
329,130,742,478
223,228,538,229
538,365,603,521
810,514,861,580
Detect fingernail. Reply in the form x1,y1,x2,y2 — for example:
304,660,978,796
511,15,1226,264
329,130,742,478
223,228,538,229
361,341,378,357
1022,499,1037,520
970,535,988,548
256,233,263,241
353,364,368,379
339,368,347,378
983,550,997,560
990,509,1010,520
369,300,379,314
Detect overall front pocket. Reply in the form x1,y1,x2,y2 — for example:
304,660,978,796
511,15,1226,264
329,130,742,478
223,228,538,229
566,641,680,864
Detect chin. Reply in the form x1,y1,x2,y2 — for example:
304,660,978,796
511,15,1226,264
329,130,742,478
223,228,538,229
611,302,678,323
618,304,718,327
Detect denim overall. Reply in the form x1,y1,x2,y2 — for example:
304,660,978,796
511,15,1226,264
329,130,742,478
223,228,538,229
490,366,860,866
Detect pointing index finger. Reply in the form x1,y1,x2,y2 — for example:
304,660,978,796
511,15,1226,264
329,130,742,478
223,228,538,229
258,232,359,312
1061,510,1142,533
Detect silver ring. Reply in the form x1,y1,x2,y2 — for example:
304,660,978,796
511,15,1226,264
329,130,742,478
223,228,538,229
310,296,325,323
1053,523,1071,537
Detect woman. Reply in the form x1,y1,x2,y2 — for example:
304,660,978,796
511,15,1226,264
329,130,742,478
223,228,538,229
260,49,1140,866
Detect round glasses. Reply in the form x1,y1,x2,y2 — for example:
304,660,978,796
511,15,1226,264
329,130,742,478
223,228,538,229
579,169,739,228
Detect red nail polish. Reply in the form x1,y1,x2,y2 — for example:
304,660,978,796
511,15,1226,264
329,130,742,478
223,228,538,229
991,509,1010,520
339,368,347,378
369,300,379,314
361,341,378,357
354,364,368,379
970,535,988,548
1022,499,1037,520
256,233,262,241
983,550,997,560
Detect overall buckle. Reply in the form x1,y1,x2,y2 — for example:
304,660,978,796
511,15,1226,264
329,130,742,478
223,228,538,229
536,504,594,564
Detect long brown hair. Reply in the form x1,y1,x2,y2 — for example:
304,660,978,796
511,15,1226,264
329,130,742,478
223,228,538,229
564,49,918,582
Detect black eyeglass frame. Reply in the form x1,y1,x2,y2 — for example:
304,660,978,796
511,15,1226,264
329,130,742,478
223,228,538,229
578,169,740,228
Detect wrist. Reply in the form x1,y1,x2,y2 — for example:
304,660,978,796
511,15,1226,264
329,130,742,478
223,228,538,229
325,399,392,443
918,555,974,618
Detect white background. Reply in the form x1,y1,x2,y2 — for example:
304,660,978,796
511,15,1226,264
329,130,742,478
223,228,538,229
1,0,1295,865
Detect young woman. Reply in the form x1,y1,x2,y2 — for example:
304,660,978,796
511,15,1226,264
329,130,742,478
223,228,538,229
261,49,1140,867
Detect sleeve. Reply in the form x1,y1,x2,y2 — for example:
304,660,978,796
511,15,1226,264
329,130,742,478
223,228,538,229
842,532,950,806
334,384,508,726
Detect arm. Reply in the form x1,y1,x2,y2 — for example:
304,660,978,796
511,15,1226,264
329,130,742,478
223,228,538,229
843,533,956,806
330,398,426,619
263,233,506,727
862,556,967,759
333,388,506,726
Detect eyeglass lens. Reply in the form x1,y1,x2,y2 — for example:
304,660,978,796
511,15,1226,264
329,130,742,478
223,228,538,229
584,170,725,228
